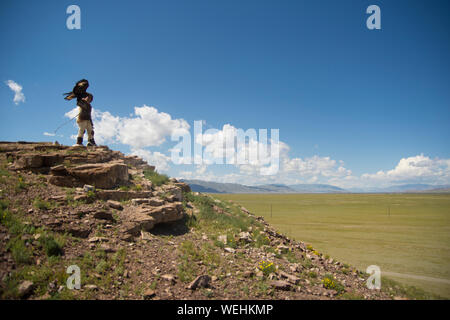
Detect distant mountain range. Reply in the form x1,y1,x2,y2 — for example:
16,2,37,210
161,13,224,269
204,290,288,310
180,180,450,194
181,180,347,193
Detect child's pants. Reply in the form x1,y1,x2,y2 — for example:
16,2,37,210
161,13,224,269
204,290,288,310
77,119,94,140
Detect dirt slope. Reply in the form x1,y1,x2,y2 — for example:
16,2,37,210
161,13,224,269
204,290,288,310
0,142,424,300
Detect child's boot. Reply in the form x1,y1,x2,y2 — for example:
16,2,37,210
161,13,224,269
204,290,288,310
74,137,83,146
87,138,97,147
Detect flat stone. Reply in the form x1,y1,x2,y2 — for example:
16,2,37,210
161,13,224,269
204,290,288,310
224,247,235,253
67,162,129,189
49,164,68,176
269,280,292,291
141,202,184,224
88,236,109,243
106,200,123,210
278,270,300,284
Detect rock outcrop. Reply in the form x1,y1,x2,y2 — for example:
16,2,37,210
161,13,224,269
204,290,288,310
0,142,189,239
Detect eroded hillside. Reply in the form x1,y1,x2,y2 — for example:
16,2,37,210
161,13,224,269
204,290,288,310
0,142,424,300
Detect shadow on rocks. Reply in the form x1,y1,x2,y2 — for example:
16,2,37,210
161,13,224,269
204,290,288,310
149,216,191,236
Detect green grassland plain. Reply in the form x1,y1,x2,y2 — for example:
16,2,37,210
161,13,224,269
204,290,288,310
213,193,450,299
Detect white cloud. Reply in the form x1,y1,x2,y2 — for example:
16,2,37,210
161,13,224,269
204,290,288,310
43,132,56,137
195,124,285,171
65,107,79,119
282,155,352,178
5,80,25,105
360,154,450,186
185,123,354,185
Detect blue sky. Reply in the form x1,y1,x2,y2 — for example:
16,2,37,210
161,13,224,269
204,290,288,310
1,0,449,188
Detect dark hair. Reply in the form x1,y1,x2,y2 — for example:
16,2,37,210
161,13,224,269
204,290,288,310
64,79,90,101
73,79,89,96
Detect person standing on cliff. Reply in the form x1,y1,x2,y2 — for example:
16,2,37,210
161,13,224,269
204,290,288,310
64,79,97,147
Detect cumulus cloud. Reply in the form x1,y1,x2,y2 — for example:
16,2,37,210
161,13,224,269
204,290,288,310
5,80,25,105
360,154,450,185
96,106,190,148
282,156,352,178
195,124,284,174
190,123,354,182
189,122,450,188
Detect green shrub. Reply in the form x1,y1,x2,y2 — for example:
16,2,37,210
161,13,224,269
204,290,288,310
86,190,96,201
95,260,110,274
254,233,270,248
143,169,169,186
15,176,28,192
184,192,252,232
7,238,33,264
33,198,52,211
0,199,9,210
39,236,63,257
0,209,33,236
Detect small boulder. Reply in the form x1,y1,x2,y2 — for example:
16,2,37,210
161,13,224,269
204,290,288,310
224,247,235,254
93,211,114,221
161,274,176,284
238,231,252,243
187,275,211,290
18,280,34,298
143,289,156,300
